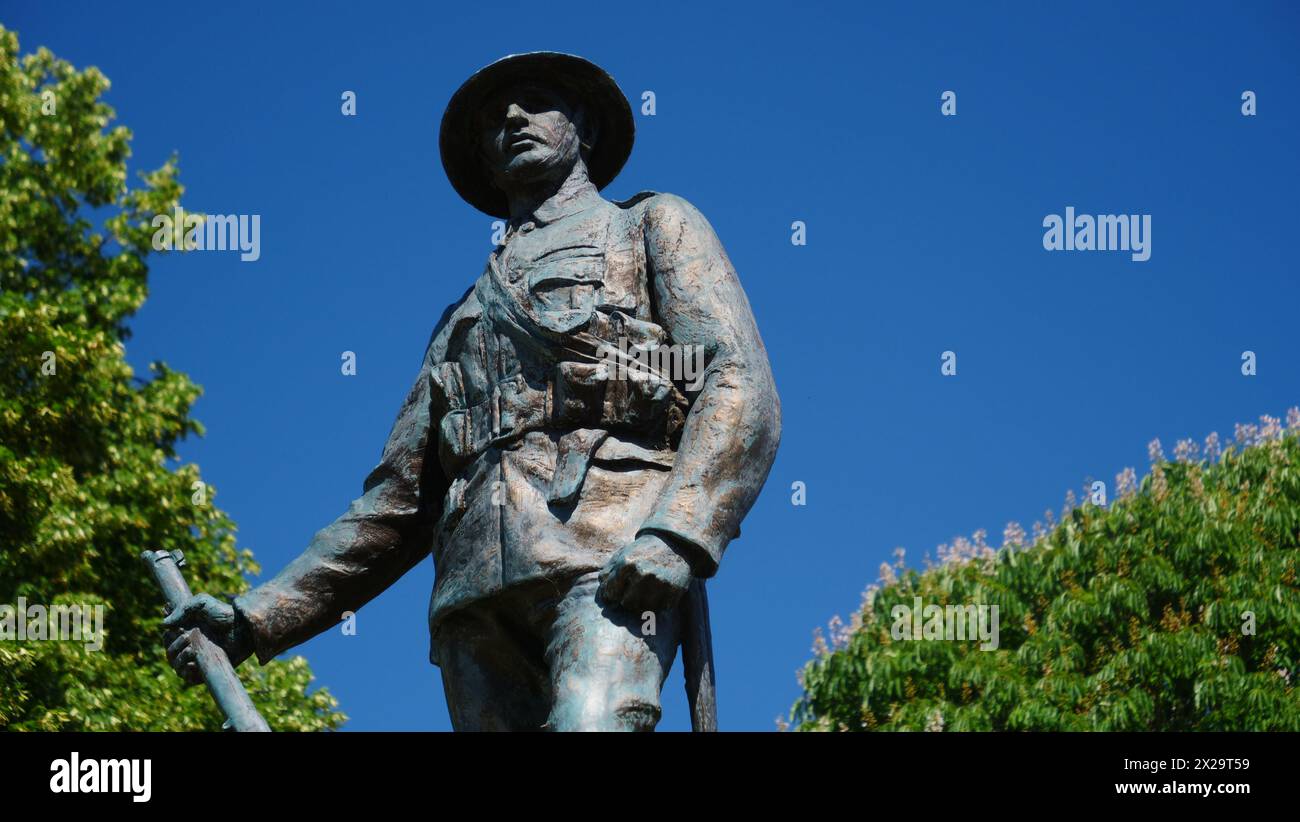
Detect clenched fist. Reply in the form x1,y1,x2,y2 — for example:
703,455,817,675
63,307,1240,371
597,532,693,613
160,594,253,685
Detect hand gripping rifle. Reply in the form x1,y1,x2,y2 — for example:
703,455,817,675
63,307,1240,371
142,549,271,732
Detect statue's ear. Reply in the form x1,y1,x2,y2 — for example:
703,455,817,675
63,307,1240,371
476,143,505,192
576,105,599,159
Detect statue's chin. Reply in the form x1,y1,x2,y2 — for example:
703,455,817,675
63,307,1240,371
496,153,574,189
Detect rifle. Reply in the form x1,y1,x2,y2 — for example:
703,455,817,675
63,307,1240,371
142,549,271,732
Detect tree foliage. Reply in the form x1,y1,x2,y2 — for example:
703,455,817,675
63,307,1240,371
793,417,1300,731
0,26,344,730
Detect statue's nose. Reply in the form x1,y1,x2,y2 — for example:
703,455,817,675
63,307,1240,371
504,102,528,125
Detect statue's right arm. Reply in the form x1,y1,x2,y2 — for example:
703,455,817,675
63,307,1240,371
230,296,467,665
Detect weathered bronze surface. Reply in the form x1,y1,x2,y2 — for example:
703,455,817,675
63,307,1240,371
163,53,781,731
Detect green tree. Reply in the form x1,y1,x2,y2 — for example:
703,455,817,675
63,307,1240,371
0,26,344,730
792,416,1300,731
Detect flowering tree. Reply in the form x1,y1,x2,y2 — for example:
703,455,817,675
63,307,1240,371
792,413,1300,731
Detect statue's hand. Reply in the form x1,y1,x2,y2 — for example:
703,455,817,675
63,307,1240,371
161,593,254,685
597,533,693,614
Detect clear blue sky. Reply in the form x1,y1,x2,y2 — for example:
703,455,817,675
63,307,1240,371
8,1,1299,730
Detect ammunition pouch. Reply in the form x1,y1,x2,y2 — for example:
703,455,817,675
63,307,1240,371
430,309,690,477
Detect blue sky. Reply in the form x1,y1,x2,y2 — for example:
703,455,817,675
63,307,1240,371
8,1,1299,730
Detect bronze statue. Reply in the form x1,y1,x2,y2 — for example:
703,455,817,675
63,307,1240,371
162,53,781,731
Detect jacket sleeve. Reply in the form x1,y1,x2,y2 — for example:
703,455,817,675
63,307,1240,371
234,313,458,664
635,194,781,577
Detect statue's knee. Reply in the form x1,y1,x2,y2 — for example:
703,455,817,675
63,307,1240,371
613,698,661,731
548,684,662,732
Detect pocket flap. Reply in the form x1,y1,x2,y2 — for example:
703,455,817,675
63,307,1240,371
527,252,605,290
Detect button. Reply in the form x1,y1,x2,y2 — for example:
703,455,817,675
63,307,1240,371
519,221,535,233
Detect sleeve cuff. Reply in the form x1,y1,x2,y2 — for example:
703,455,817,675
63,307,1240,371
233,589,283,666
636,525,720,578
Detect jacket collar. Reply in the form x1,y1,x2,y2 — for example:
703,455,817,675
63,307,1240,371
517,179,604,228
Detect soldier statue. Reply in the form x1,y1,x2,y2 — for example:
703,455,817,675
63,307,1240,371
163,53,781,731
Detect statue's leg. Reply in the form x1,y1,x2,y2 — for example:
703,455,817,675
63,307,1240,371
542,571,682,731
432,599,551,731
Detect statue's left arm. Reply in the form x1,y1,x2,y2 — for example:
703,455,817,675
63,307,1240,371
634,193,782,578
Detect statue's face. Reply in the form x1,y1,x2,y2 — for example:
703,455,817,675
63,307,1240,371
478,82,587,189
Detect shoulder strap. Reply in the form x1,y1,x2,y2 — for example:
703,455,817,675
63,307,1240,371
613,190,658,209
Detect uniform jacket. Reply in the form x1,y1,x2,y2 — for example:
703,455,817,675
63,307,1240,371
236,182,781,665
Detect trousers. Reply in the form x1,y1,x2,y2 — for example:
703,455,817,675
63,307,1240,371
431,571,681,731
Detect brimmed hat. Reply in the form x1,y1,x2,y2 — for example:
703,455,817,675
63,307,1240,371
439,52,635,218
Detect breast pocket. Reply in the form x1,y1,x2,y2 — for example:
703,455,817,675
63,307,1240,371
525,246,605,333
